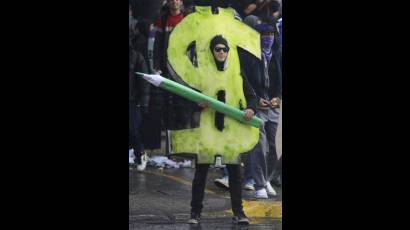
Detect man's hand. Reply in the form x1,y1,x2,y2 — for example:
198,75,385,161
198,102,209,109
243,109,255,121
270,97,281,108
259,98,271,107
244,3,257,15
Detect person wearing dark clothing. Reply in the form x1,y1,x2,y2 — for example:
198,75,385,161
131,19,153,69
240,0,281,24
129,3,161,150
129,39,150,171
250,0,280,22
153,0,185,121
268,16,282,187
231,0,259,19
188,35,255,226
239,22,281,198
142,0,186,151
242,25,281,101
153,0,185,76
269,155,282,186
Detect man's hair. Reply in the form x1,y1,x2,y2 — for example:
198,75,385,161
254,23,275,35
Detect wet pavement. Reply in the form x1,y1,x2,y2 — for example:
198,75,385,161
129,163,282,230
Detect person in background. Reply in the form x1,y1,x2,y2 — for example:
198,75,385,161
240,22,281,199
129,35,150,171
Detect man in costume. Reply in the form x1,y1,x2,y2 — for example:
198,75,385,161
188,35,256,225
163,5,262,224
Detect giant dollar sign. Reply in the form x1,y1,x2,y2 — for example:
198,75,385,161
167,6,261,164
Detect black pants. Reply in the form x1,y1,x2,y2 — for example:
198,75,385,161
141,109,162,149
268,155,282,182
129,102,143,154
265,121,278,180
191,164,244,216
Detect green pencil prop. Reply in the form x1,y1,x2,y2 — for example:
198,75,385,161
136,72,263,128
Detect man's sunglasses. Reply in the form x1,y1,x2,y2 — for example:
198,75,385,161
214,47,229,53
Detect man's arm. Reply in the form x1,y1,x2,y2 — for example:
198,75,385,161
238,48,259,112
242,75,257,113
136,52,150,108
242,0,258,15
153,17,164,72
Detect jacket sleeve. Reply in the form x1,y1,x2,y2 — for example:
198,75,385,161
136,52,150,107
242,74,257,113
238,48,258,112
153,17,164,72
269,50,282,99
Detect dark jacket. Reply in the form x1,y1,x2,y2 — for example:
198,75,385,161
238,44,282,101
131,20,151,64
129,49,150,106
241,73,258,112
253,0,281,23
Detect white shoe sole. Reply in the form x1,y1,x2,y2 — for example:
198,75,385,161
243,185,255,191
187,219,199,224
255,195,268,199
214,179,229,188
136,154,148,171
254,189,269,199
267,191,277,196
233,217,250,225
266,183,277,196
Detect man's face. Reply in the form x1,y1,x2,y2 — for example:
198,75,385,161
213,44,229,62
168,0,182,11
129,5,133,17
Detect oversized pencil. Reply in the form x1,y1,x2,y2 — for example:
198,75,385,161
135,72,263,128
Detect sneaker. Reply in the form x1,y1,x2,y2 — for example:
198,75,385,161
243,179,255,191
266,182,277,196
136,152,148,172
129,157,135,164
233,212,249,225
187,212,201,224
214,176,229,189
254,188,268,199
129,149,135,165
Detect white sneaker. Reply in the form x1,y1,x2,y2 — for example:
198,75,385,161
243,180,255,191
137,152,148,172
214,176,229,189
254,188,268,199
266,182,277,196
129,149,135,164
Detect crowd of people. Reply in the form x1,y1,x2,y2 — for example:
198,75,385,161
129,0,282,225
